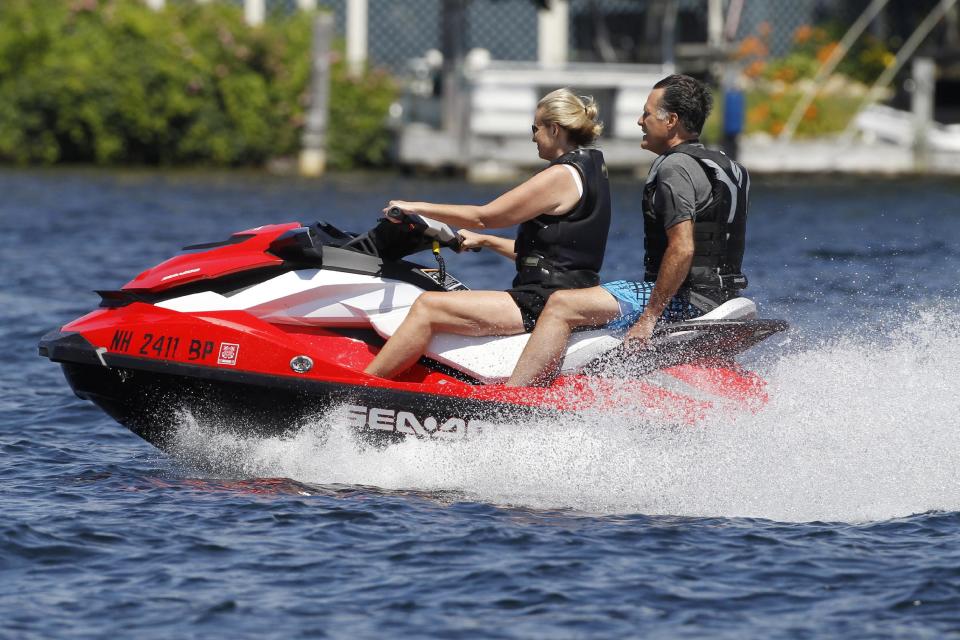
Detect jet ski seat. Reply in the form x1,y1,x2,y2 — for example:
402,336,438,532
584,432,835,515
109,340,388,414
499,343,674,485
369,297,758,384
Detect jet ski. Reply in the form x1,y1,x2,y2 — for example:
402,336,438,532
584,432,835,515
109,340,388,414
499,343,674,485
39,211,787,450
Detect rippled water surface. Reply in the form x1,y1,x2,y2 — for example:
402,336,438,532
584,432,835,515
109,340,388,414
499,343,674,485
4,169,960,638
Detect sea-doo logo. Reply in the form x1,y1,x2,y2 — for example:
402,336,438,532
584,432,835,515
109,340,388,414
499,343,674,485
217,342,239,366
343,405,494,439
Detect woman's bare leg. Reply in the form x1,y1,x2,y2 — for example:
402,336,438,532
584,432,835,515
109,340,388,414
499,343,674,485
506,287,621,387
364,290,525,379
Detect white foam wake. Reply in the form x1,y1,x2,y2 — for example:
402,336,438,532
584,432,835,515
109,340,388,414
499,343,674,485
169,304,960,523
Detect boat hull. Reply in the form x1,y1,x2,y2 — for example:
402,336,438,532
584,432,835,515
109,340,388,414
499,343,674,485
55,357,540,451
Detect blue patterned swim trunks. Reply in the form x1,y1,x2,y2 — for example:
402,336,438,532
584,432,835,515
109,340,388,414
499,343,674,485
600,280,703,330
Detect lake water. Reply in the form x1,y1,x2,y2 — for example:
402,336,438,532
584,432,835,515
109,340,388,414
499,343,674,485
3,168,960,638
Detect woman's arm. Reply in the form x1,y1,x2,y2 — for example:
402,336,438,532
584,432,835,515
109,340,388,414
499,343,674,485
457,229,517,260
386,163,581,231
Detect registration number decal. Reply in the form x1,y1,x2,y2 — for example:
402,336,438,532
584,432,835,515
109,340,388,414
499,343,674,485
109,330,220,363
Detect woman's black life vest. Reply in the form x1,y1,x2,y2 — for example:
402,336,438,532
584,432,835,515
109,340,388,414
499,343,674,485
642,142,749,300
513,148,611,289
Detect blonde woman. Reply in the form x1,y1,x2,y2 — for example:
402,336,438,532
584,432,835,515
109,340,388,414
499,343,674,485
365,88,610,380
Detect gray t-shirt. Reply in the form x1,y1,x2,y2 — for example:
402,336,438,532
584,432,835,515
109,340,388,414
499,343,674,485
647,144,714,229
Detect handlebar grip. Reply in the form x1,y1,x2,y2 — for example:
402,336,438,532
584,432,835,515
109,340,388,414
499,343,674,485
454,233,482,253
386,206,407,221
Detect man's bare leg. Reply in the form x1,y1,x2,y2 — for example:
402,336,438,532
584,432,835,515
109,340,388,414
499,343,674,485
364,290,525,379
506,286,621,386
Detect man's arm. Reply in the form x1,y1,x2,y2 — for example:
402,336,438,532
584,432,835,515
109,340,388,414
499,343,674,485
623,219,694,346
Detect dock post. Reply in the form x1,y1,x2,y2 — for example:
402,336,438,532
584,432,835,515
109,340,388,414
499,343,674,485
245,0,265,27
721,76,745,160
439,0,469,165
346,0,369,78
911,57,935,172
537,0,569,66
299,12,333,177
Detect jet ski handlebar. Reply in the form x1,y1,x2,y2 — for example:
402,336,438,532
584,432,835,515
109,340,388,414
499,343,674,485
386,207,480,253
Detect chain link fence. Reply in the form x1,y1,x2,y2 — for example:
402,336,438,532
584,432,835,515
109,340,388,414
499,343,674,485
734,0,817,57
204,1,956,75
244,0,536,72
364,0,537,71
367,0,440,72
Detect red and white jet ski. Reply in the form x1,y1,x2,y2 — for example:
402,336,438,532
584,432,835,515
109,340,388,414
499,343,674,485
39,213,787,449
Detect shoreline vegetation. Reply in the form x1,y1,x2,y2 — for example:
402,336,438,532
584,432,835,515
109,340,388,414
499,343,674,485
0,3,919,173
0,0,395,170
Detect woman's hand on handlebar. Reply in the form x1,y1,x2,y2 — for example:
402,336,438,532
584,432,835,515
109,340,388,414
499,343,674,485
456,229,487,251
384,200,416,222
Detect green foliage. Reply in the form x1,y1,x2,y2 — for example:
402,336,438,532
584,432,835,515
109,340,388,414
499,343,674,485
0,0,397,167
328,58,396,169
841,33,895,85
744,89,862,138
739,23,895,86
729,21,896,138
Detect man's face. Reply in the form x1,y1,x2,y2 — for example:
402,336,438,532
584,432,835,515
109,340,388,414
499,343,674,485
638,88,671,155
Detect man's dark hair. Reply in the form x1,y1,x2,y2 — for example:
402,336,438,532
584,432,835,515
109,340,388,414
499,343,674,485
653,74,713,136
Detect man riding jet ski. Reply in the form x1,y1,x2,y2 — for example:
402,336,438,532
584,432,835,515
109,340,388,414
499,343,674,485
510,74,754,386
39,211,786,451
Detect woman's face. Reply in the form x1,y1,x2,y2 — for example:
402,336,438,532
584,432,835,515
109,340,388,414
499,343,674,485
532,110,558,160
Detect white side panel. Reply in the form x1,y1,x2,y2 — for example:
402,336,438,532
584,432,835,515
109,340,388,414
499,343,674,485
157,269,425,327
697,297,756,320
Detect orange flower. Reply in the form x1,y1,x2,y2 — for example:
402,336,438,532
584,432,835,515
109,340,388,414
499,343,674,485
736,35,768,59
747,104,771,126
744,60,767,78
816,42,839,64
773,67,797,82
794,25,813,44
770,121,784,136
803,104,818,121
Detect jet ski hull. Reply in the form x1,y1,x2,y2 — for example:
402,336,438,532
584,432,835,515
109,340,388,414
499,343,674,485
43,330,549,449
57,360,536,449
39,219,785,452
42,324,761,451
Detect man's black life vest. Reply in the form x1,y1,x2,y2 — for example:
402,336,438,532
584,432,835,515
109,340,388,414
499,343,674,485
513,148,611,289
642,142,749,300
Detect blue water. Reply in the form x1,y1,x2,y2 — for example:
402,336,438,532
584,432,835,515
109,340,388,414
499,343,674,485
4,169,960,638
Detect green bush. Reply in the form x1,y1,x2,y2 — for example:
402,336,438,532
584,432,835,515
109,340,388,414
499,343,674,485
328,58,396,170
0,0,396,168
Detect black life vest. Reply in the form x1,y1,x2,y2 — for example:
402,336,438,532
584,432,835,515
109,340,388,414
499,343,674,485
642,142,749,298
513,148,611,289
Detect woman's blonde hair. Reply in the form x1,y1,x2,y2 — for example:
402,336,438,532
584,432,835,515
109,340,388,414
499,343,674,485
537,88,603,146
